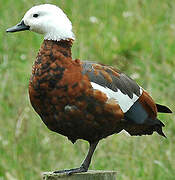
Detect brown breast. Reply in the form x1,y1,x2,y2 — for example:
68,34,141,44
29,40,124,143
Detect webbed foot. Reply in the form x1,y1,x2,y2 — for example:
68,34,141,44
54,165,87,175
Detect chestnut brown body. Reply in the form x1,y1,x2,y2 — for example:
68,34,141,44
29,40,170,144
29,40,125,143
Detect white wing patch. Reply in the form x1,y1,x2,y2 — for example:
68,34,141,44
91,82,143,113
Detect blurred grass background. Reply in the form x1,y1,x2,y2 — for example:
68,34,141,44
0,0,175,179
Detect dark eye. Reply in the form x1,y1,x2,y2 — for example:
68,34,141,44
33,14,39,18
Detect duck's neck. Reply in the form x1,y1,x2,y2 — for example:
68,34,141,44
39,39,73,59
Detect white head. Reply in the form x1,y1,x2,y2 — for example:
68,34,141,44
7,4,75,41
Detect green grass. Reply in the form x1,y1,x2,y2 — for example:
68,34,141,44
0,0,175,179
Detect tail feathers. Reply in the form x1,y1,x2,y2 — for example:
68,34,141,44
154,119,167,138
156,104,172,114
123,118,167,138
156,127,167,138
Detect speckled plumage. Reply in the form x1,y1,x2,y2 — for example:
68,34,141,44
29,40,170,143
29,40,125,143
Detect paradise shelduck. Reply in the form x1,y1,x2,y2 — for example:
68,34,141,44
6,4,172,175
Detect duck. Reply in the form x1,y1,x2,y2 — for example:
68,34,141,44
6,4,172,175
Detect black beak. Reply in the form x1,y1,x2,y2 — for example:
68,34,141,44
6,20,30,33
